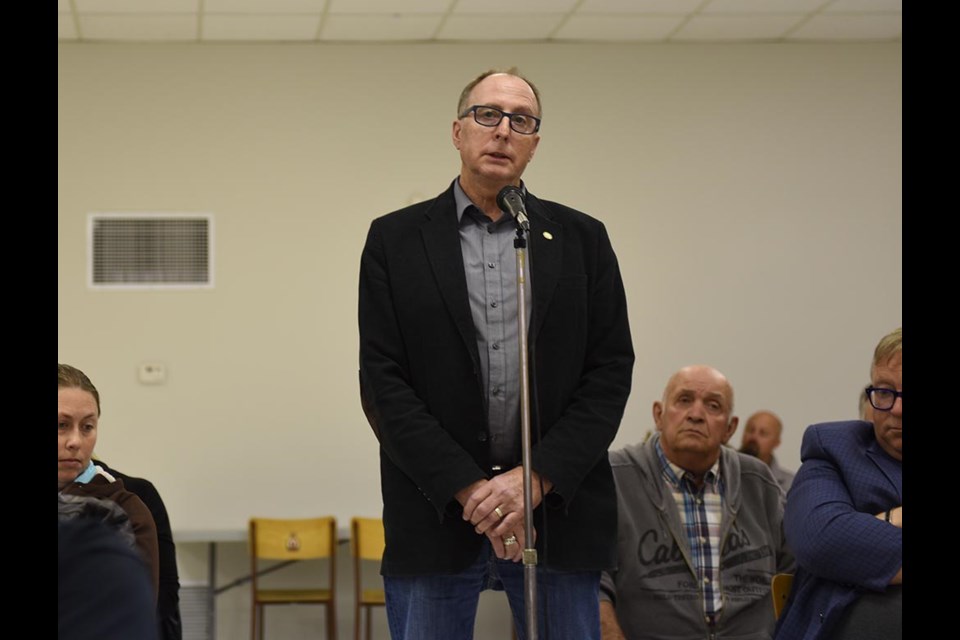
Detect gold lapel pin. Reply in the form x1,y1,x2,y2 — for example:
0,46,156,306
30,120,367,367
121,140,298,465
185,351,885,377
542,231,554,240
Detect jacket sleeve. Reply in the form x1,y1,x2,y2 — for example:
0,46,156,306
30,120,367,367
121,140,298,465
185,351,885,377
134,479,183,640
115,489,161,601
358,221,488,516
784,426,901,590
530,221,635,504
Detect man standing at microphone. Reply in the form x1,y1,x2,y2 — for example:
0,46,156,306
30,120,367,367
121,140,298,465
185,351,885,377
358,67,634,639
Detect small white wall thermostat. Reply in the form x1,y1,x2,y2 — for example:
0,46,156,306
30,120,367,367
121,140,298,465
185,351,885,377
138,362,167,385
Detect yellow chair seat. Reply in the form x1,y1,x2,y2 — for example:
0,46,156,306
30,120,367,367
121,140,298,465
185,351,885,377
256,588,333,604
359,588,385,605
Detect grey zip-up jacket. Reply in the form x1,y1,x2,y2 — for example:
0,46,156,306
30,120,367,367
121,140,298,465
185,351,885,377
601,434,795,640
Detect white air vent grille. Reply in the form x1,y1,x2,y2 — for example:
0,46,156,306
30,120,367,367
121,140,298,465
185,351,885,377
88,213,213,289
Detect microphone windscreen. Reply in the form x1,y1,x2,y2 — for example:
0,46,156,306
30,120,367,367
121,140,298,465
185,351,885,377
497,185,523,213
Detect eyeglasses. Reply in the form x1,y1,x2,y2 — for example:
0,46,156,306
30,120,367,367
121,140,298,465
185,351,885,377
459,105,541,135
864,386,903,411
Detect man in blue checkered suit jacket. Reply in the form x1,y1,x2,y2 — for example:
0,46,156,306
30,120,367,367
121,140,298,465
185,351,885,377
775,328,902,640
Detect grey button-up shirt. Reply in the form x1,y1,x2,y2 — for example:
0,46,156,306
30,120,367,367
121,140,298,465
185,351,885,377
454,179,532,467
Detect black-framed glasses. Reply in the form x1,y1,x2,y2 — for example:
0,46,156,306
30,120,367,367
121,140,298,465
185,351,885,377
459,105,541,135
865,386,903,411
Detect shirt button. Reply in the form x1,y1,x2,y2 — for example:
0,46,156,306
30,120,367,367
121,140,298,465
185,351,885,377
491,301,498,308
477,432,488,442
488,262,496,269
703,577,710,584
493,386,501,395
492,343,500,350
487,226,494,234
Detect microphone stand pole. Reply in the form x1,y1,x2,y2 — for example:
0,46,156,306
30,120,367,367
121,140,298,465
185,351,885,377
513,221,538,640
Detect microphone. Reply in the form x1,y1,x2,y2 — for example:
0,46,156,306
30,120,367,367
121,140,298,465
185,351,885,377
496,185,530,231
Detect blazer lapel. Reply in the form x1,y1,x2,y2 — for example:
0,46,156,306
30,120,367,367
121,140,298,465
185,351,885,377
526,193,562,343
419,189,482,370
865,438,903,503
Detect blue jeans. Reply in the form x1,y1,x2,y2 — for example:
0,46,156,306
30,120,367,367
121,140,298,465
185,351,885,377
383,538,600,640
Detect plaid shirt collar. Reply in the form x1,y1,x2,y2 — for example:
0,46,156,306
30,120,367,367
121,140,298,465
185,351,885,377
655,438,722,492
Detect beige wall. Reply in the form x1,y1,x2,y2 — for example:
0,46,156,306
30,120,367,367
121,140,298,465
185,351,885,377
58,41,900,639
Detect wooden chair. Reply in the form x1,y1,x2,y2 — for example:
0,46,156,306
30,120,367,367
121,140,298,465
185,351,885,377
771,572,795,619
249,517,337,640
351,517,386,640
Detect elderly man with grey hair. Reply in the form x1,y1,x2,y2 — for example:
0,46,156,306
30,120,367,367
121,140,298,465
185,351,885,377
600,365,793,640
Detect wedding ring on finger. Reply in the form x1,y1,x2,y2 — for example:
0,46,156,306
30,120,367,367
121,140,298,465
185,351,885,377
503,534,518,546
494,506,505,520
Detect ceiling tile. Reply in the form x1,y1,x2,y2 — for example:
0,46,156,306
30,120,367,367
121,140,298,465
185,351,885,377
203,14,322,40
327,0,452,14
578,0,700,13
826,0,902,12
58,13,78,39
455,0,578,13
674,14,803,40
704,0,826,12
57,0,906,42
554,15,683,40
75,0,197,13
79,14,198,41
321,14,443,40
437,14,564,40
205,0,327,13
788,14,901,39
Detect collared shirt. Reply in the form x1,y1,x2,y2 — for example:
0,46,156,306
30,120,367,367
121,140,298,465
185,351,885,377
655,439,726,625
454,179,532,467
73,460,97,484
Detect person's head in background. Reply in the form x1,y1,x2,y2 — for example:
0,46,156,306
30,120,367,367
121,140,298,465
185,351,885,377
738,410,783,466
58,364,100,490
858,386,874,422
654,365,738,480
864,327,901,461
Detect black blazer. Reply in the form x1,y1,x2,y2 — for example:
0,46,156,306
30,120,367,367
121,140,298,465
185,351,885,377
359,181,634,575
99,461,182,640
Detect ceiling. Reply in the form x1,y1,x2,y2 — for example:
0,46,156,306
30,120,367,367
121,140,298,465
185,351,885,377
58,0,901,44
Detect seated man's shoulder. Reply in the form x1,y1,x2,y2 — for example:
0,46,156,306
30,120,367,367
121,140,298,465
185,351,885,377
804,420,874,449
728,448,783,493
608,440,648,469
734,448,775,475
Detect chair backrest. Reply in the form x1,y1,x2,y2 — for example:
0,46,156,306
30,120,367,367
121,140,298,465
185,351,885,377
351,517,385,561
771,573,795,619
351,518,385,640
248,517,338,640
250,517,337,562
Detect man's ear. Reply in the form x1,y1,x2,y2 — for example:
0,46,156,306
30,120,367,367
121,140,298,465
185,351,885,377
652,401,664,432
452,120,462,150
722,416,739,444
